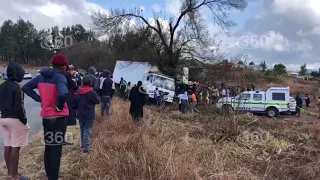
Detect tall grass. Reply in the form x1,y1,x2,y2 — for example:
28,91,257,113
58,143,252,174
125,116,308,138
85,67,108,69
3,97,320,179
75,98,258,179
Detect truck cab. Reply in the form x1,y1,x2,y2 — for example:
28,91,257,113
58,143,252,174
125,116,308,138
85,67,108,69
216,87,291,117
142,73,175,103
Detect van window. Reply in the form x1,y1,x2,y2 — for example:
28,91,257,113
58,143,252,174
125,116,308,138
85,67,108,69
240,93,251,100
272,93,285,101
146,75,153,82
153,75,175,91
253,94,262,101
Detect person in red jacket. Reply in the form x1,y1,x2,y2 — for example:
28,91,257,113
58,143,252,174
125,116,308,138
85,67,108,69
22,54,69,180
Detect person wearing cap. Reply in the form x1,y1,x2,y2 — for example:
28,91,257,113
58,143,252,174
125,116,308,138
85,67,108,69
22,54,69,180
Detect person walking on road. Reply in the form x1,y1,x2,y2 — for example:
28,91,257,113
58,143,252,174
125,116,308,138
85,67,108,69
75,76,100,153
22,54,69,180
0,62,29,180
129,81,146,122
99,71,113,118
295,93,303,117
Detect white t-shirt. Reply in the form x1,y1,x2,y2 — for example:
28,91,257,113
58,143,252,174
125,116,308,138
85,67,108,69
221,89,226,96
99,77,106,89
178,93,188,104
111,78,115,90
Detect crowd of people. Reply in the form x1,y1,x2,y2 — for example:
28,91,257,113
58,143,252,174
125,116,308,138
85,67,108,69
174,83,256,114
0,54,147,180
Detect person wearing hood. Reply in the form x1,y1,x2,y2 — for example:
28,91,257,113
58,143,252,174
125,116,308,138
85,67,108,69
129,81,146,121
0,62,29,180
75,76,100,153
88,66,99,93
22,54,69,180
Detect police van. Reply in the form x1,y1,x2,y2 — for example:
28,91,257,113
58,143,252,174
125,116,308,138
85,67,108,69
216,87,291,117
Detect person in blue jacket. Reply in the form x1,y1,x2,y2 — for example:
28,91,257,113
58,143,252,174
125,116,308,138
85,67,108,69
75,76,100,153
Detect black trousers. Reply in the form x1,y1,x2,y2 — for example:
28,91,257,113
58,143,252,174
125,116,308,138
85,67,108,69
43,117,67,180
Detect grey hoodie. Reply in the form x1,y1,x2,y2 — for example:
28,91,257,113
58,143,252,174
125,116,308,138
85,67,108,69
88,66,99,92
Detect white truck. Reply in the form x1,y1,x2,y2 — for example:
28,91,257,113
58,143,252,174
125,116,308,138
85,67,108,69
112,61,176,103
216,87,292,117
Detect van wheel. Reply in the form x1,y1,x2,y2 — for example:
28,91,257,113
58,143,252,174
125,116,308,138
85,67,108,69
222,105,233,115
291,111,297,115
266,107,278,118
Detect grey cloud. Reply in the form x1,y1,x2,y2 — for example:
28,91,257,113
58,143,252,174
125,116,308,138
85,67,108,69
227,0,320,68
0,0,104,30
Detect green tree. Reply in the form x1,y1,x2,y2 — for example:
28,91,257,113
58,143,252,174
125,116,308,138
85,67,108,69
249,61,254,65
260,61,267,71
91,0,248,76
0,17,96,65
237,60,244,64
299,63,307,76
0,20,16,61
273,63,287,75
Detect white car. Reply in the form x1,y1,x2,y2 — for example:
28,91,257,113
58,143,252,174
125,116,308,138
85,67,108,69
289,96,297,114
216,87,292,118
23,72,32,79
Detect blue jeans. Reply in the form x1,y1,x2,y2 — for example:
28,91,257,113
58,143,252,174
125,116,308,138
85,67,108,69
101,96,111,118
79,121,94,152
181,99,188,113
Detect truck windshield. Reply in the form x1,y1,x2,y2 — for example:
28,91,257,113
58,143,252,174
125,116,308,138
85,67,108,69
153,75,175,91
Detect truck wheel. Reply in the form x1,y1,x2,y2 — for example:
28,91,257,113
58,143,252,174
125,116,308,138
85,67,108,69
222,105,233,115
266,107,278,118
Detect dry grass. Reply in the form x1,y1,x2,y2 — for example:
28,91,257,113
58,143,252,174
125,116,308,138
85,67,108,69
2,97,320,179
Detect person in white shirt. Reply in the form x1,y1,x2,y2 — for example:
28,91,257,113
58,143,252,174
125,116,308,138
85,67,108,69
221,88,226,97
109,75,116,98
180,91,189,113
178,92,184,111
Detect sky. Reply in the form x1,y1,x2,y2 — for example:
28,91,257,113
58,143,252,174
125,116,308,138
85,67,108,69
1,0,320,72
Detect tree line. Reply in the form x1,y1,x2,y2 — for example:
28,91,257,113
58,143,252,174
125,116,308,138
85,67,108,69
0,0,250,82
0,18,96,66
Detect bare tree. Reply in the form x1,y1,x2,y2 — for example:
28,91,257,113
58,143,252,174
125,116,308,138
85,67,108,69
91,0,247,77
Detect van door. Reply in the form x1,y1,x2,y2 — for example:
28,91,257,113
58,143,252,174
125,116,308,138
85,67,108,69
145,75,154,98
251,93,264,112
237,93,251,111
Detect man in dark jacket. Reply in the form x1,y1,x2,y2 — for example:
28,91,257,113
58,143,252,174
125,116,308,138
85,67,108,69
295,93,303,117
0,62,29,180
22,54,69,180
75,76,100,153
64,66,78,126
99,71,113,118
129,81,146,121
